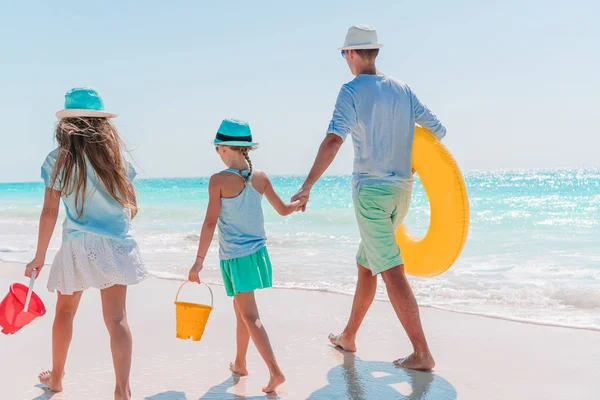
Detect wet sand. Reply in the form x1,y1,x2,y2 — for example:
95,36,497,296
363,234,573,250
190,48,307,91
1,262,599,399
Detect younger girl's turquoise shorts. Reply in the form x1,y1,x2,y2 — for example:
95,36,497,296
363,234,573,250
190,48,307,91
220,247,273,297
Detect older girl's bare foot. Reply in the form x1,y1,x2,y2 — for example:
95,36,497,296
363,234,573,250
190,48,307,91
393,352,436,371
38,370,63,392
328,333,357,352
262,372,285,393
229,361,248,376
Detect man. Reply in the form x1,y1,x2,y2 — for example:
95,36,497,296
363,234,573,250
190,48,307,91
292,25,446,371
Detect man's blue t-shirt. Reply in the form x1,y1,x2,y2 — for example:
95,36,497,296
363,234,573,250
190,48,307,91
328,74,446,191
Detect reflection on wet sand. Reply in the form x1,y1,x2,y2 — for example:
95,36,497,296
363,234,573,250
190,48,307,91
308,348,457,400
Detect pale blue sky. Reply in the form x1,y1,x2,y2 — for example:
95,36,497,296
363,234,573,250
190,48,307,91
1,0,598,183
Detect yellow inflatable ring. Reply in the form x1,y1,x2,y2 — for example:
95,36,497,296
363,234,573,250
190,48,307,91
395,126,470,277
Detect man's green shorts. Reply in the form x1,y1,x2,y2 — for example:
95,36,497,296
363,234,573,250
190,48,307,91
354,185,412,275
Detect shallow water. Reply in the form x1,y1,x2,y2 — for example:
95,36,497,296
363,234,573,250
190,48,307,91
1,169,599,330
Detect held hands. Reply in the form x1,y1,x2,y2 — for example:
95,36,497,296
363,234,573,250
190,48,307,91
24,257,44,278
291,186,311,212
188,259,204,284
292,196,308,212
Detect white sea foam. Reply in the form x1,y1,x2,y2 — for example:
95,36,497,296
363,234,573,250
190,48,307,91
0,247,28,253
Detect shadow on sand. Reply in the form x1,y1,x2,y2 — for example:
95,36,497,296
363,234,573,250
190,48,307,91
145,391,189,399
198,374,281,400
145,376,280,400
31,384,61,400
144,348,456,400
308,348,457,400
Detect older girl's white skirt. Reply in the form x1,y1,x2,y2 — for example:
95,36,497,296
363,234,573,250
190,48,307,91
47,234,148,295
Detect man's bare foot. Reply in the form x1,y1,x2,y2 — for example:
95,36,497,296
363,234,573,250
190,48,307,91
38,370,64,392
393,352,435,371
328,333,357,352
262,372,285,393
229,361,248,376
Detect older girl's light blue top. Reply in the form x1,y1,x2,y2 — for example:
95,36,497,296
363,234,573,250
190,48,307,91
41,149,137,243
217,169,267,260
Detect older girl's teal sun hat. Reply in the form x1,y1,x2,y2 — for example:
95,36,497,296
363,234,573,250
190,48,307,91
56,87,117,119
213,118,259,147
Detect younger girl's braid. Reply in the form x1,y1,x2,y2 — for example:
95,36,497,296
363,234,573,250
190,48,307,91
241,147,253,181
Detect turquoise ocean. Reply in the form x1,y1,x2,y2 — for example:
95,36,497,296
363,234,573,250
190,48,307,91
1,170,599,330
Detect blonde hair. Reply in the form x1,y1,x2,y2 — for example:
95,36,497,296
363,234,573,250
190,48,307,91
51,117,137,218
230,146,256,181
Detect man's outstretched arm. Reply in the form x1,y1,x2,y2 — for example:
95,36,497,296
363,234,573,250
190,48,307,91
291,134,343,210
293,85,354,210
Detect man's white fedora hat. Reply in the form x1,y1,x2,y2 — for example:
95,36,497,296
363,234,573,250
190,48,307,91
338,24,384,51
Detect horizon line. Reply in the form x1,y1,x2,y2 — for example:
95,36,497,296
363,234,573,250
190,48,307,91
1,167,599,185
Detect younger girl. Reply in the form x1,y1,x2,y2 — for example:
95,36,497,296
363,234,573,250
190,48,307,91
188,118,305,394
25,88,147,400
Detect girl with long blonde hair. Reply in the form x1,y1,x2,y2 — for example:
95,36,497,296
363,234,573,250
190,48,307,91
25,88,147,400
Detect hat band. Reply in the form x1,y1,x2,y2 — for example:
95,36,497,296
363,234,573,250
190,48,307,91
216,132,252,142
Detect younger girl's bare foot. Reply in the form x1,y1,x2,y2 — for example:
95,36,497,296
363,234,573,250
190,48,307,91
38,370,64,392
262,372,285,393
229,361,249,376
393,352,436,371
328,333,357,352
114,386,132,400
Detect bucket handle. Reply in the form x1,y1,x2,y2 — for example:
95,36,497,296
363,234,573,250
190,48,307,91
175,281,214,309
23,270,37,312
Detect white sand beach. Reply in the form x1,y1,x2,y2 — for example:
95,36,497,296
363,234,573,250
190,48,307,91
1,261,599,400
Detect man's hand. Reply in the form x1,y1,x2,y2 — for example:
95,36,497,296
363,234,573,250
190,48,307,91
292,196,309,212
293,134,343,212
291,187,311,212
